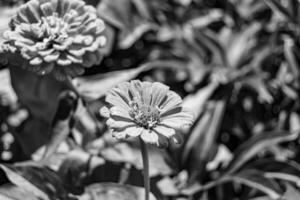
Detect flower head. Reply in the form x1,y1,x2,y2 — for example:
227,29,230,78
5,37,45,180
100,80,194,147
0,0,106,80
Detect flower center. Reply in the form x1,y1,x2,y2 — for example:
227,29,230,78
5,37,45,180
129,100,160,129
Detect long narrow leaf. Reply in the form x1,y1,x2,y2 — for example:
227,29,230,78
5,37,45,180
224,131,299,175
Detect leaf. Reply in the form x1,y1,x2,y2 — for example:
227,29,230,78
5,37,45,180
265,172,300,186
100,142,173,177
188,10,223,28
131,0,151,19
43,90,78,159
119,23,157,49
0,164,49,200
79,183,156,200
283,37,300,82
8,65,72,156
58,149,105,195
284,183,300,200
224,131,299,175
0,69,17,104
72,60,184,101
264,0,295,23
183,100,226,182
221,23,261,68
182,82,219,119
0,184,40,200
97,0,155,49
183,169,283,198
248,159,300,186
156,177,179,196
12,163,70,200
230,169,283,200
242,73,273,103
247,159,300,184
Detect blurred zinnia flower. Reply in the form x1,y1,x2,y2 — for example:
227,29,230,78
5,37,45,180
0,0,106,80
101,80,194,147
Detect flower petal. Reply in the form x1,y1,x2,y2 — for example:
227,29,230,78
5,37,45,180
106,93,131,111
110,106,132,120
150,82,169,106
106,118,135,129
159,91,182,114
106,83,131,109
153,125,176,138
141,82,152,106
125,126,144,137
160,108,194,129
140,129,159,145
128,80,143,103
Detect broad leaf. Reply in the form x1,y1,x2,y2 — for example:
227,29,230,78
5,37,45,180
58,149,105,194
182,100,226,182
0,184,40,200
79,183,156,200
0,164,49,200
100,142,173,177
73,60,183,101
284,183,300,200
43,90,78,159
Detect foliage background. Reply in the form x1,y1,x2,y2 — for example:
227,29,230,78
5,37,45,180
1,0,300,199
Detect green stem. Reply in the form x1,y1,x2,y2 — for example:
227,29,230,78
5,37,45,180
140,138,150,200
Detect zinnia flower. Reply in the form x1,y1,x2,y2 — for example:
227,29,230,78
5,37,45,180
0,0,106,80
100,80,194,147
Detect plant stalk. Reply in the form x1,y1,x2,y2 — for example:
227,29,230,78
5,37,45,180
140,138,150,200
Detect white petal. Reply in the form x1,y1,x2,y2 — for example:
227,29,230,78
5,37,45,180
125,126,144,137
140,129,159,145
160,108,194,129
150,82,169,106
153,125,176,137
128,80,143,102
141,82,152,105
159,91,182,114
106,118,135,129
110,106,132,119
106,92,131,110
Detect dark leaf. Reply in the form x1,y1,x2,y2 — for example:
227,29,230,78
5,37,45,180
224,131,299,175
0,164,49,200
0,183,40,200
73,60,184,101
264,0,295,23
43,90,78,159
283,183,300,200
100,142,173,177
58,149,105,195
183,100,226,182
230,169,283,199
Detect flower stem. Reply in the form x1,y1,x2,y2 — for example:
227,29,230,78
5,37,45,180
140,138,150,200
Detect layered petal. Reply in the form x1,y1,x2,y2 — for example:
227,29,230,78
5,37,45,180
101,80,194,147
1,0,106,80
153,125,176,138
